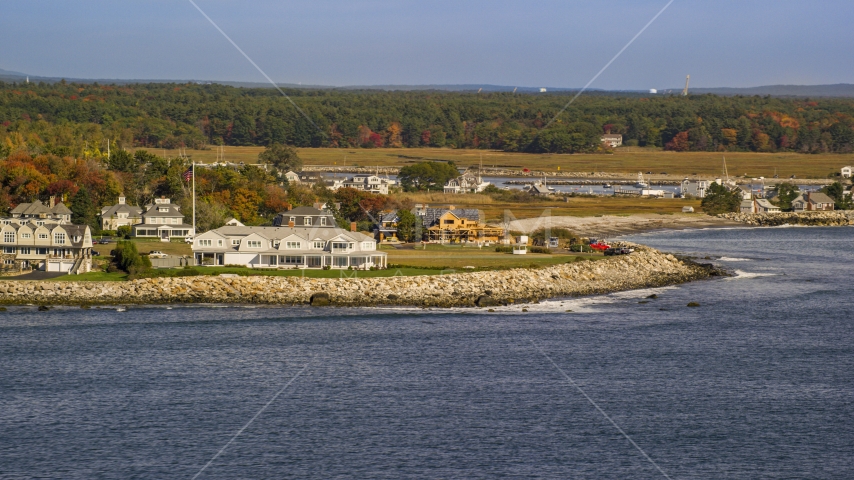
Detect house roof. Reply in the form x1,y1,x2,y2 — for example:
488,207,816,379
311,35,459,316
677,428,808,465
421,208,482,226
807,192,835,204
51,202,72,215
142,203,184,218
205,225,375,243
101,203,144,218
755,199,778,209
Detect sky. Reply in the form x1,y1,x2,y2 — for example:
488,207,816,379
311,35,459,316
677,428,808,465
2,0,852,89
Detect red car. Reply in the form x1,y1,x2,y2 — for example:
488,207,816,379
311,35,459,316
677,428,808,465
589,242,611,251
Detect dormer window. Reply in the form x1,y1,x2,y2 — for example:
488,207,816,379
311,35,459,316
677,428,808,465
247,240,262,248
304,217,311,226
158,207,169,212
320,217,327,226
3,232,15,243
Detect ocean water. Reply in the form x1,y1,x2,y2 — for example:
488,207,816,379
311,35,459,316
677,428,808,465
1,226,852,479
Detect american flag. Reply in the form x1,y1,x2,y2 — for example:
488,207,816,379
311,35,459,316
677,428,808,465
183,167,193,182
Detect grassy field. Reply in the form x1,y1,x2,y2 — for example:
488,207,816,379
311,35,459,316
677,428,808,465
385,245,597,269
149,146,854,179
398,193,703,222
91,238,193,257
56,266,459,282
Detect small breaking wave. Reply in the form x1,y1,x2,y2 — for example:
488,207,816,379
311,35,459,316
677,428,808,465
726,270,778,280
718,257,752,262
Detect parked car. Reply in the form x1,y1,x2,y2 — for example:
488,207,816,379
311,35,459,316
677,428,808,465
148,251,168,259
98,239,112,244
604,247,634,256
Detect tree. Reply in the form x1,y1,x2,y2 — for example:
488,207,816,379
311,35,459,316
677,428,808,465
398,161,459,191
701,182,741,215
70,186,98,230
395,209,419,243
820,181,851,209
773,182,800,211
112,240,151,274
258,143,302,172
117,225,132,238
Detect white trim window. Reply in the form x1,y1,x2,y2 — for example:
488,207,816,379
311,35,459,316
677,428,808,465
247,240,262,248
320,217,327,226
232,239,240,246
312,240,325,249
361,242,375,251
3,231,15,243
286,241,301,249
198,239,213,247
38,233,48,240
53,233,66,244
304,217,312,226
21,233,32,239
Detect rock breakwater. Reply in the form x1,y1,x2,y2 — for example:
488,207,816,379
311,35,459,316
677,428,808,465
0,245,715,307
718,211,854,227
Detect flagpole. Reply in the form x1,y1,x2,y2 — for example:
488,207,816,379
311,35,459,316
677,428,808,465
192,160,196,237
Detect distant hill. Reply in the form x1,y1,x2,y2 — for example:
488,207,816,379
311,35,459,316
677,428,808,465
2,66,853,97
689,84,854,97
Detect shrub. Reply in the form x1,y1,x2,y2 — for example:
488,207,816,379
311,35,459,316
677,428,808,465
112,241,151,274
117,226,132,238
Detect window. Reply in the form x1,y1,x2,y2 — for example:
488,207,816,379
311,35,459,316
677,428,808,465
3,247,13,254
19,247,30,255
217,240,223,247
36,221,44,227
4,259,13,265
361,242,375,251
232,239,240,246
282,255,304,264
444,219,454,224
54,233,66,244
333,256,348,267
320,217,327,226
38,233,48,240
247,240,262,248
3,231,14,243
158,207,169,212
286,241,301,249
21,233,31,239
313,241,325,249
198,239,212,247
118,213,128,218
36,248,47,255
289,216,295,224
331,242,352,251
304,217,311,226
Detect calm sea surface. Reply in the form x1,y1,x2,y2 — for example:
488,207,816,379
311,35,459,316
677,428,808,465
1,227,852,479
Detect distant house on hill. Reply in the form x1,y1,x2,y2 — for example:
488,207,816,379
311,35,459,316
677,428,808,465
418,206,503,244
11,197,72,224
792,192,835,211
100,196,143,231
444,172,491,194
842,166,852,178
272,206,336,228
601,134,623,148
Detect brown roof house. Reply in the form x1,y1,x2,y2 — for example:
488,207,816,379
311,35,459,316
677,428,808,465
792,192,835,212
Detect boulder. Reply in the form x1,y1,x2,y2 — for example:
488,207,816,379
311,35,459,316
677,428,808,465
309,292,331,306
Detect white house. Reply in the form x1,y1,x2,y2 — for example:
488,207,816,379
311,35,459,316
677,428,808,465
131,198,195,241
740,200,756,214
192,224,386,269
601,134,623,148
328,175,394,195
754,199,780,213
444,172,491,194
842,166,852,178
0,218,93,273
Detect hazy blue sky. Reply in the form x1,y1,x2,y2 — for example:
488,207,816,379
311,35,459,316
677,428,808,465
2,0,851,89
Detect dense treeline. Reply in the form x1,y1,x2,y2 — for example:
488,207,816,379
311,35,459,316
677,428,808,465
2,81,854,155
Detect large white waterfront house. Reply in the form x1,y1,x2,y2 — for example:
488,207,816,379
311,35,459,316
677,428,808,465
192,225,387,269
131,198,195,241
0,218,93,273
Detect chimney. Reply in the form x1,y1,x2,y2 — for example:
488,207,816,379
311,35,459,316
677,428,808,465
118,196,126,205
350,222,357,232
288,220,295,228
49,196,56,208
448,205,455,210
285,203,292,211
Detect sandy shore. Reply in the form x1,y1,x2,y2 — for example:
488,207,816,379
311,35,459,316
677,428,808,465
508,213,739,237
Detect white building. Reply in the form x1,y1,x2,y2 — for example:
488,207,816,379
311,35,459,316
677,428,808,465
444,172,491,194
681,179,711,198
842,166,852,178
331,175,394,195
131,198,194,241
100,196,143,231
192,225,386,269
0,218,93,273
600,134,623,148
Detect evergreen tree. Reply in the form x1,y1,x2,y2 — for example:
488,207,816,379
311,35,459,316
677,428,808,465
70,186,98,230
701,183,741,215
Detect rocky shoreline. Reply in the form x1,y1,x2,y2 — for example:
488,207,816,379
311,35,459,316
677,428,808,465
0,244,720,308
717,211,854,227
